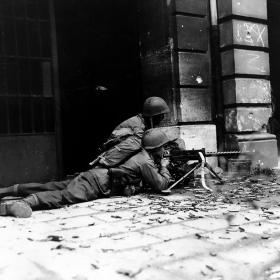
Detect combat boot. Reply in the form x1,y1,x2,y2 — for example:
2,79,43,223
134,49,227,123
0,194,38,218
0,201,32,218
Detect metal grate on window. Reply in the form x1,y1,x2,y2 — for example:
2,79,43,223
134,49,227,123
0,0,54,135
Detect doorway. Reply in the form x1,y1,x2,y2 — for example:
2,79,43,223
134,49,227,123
267,0,280,153
54,0,143,175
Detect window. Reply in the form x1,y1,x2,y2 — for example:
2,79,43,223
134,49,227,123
0,0,54,134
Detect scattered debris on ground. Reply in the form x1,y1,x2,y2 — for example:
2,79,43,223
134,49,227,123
1,169,280,279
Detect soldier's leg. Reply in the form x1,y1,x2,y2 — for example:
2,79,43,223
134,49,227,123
0,180,71,199
17,180,71,196
34,172,102,209
0,171,103,218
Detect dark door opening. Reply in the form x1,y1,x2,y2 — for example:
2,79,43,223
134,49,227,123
268,0,280,154
54,0,143,175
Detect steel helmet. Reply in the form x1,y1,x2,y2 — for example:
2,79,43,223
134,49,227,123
142,129,170,150
142,96,170,117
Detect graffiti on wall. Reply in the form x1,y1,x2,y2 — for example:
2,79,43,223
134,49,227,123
234,21,268,48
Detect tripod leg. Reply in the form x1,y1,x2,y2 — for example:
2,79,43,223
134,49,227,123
205,162,223,182
200,161,213,192
161,163,201,193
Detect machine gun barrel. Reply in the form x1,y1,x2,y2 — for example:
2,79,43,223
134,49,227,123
164,149,252,161
204,151,251,157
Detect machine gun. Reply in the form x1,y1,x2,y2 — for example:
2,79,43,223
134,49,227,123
162,148,252,194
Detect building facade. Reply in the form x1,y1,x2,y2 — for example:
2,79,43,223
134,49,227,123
0,0,279,186
138,0,279,168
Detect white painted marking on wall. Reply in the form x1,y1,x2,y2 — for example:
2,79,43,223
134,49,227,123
196,76,203,84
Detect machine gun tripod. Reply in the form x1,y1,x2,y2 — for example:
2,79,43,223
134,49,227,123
161,149,251,194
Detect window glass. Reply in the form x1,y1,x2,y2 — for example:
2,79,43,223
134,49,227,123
14,0,26,18
40,21,51,57
16,19,28,56
19,58,30,95
21,97,32,132
7,59,18,95
42,61,52,96
3,19,16,55
45,97,54,131
0,97,8,133
39,0,49,19
28,21,40,56
9,97,20,133
0,0,13,17
0,59,8,94
0,0,54,134
33,97,44,132
26,0,38,19
30,60,42,95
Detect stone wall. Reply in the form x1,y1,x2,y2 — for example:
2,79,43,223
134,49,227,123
217,0,278,168
138,0,218,162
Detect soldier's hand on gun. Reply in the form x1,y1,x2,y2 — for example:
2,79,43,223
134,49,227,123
161,158,170,168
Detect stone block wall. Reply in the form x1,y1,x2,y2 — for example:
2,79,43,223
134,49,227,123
217,0,278,168
137,0,278,169
138,0,217,161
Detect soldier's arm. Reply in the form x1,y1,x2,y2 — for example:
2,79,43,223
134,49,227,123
139,159,171,192
109,115,145,140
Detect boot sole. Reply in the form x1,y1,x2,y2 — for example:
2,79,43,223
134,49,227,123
0,202,32,218
9,202,32,218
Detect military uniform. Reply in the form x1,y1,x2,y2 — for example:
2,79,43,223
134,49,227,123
97,114,146,167
97,113,185,167
9,113,146,201
13,149,171,210
93,95,173,167
0,97,173,217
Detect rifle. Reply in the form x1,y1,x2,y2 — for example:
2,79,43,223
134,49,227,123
162,148,252,194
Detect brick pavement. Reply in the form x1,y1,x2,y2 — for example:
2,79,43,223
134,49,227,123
1,179,280,280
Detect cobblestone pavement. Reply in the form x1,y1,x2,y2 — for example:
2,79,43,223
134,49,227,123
1,175,280,280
